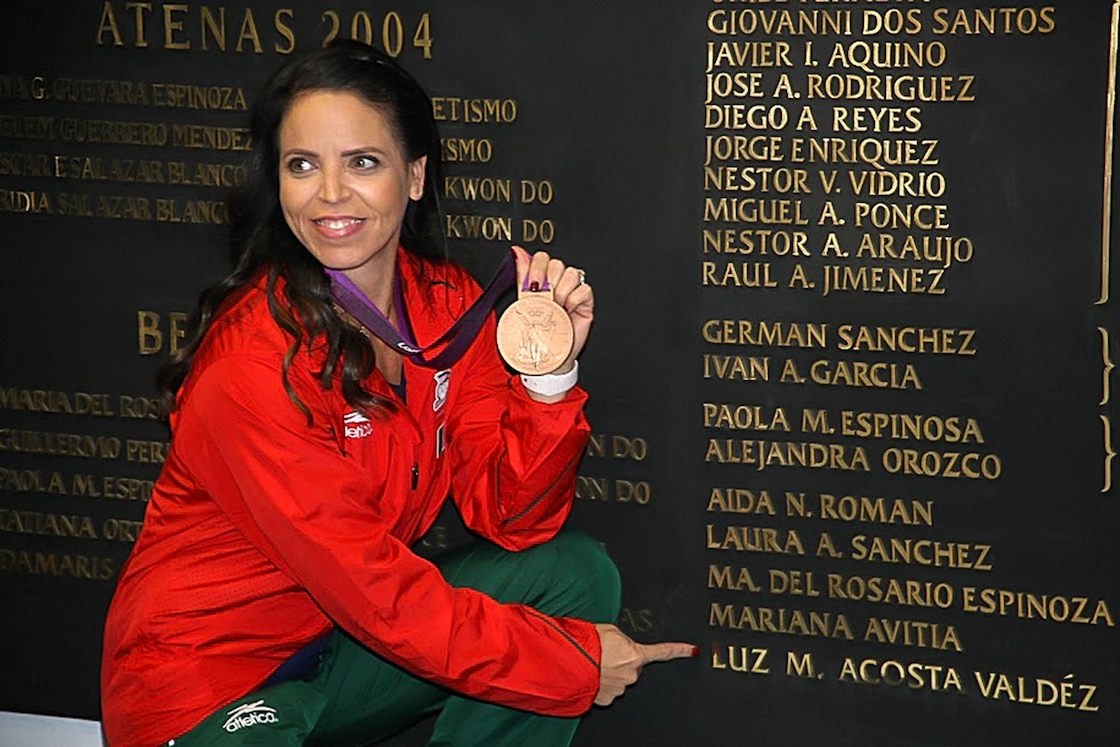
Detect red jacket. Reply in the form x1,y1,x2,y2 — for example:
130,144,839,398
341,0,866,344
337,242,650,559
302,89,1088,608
101,251,599,746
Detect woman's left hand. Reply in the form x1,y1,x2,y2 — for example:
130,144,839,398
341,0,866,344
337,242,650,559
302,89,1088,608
511,245,594,376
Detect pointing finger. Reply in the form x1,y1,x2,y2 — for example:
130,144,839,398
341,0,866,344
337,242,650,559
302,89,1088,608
639,642,700,664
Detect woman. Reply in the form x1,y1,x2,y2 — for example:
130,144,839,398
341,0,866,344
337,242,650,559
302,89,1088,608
101,41,693,747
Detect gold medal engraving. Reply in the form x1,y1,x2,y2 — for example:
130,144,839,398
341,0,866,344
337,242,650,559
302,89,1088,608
497,286,574,375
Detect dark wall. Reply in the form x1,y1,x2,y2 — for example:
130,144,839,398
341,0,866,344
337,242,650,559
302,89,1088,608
1,2,1117,744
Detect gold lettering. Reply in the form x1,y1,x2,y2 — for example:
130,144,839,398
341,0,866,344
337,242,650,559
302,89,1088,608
617,608,656,635
837,324,977,355
863,617,962,651
274,9,296,54
709,603,853,640
706,524,805,555
200,5,225,50
97,1,124,46
962,587,1114,626
706,488,775,515
126,2,153,48
931,8,1057,36
851,536,994,571
163,4,189,49
126,439,168,464
839,657,963,692
701,319,826,348
827,572,954,610
237,8,263,53
0,430,122,459
840,411,983,443
786,651,818,678
705,438,870,472
136,309,188,355
703,403,790,432
0,509,98,539
0,549,115,581
708,564,763,592
819,494,933,526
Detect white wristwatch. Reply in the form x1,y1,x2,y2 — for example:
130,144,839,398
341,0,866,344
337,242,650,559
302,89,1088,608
521,360,579,397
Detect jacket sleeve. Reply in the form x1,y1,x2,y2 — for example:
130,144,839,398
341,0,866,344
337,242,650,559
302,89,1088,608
444,311,591,550
175,352,601,716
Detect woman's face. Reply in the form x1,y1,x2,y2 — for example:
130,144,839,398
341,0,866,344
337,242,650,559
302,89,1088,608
278,89,425,292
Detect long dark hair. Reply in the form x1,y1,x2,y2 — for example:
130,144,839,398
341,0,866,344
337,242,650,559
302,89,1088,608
158,40,444,421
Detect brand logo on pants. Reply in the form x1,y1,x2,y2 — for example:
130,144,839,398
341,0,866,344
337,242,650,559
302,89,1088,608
223,700,279,732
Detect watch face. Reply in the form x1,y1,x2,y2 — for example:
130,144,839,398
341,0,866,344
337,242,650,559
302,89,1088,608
497,295,574,375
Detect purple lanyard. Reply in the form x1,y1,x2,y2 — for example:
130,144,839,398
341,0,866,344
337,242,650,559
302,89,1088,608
326,255,516,369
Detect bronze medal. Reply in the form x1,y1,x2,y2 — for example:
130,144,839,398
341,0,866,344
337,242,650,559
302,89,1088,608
497,284,574,375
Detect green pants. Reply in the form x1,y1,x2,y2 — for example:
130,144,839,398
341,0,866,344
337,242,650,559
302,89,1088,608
165,530,620,747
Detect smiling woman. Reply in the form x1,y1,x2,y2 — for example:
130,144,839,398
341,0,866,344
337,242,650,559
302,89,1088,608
99,39,692,747
278,90,425,311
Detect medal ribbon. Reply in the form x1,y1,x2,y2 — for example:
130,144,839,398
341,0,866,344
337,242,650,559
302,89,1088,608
327,254,517,369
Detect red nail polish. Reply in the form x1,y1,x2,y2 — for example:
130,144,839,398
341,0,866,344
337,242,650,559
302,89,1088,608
529,281,540,292
691,646,700,657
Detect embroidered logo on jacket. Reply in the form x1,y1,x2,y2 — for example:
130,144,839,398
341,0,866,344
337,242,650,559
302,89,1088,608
223,700,279,732
344,411,373,439
432,369,451,412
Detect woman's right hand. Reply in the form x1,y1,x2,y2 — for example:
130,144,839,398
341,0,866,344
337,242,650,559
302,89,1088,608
593,624,697,706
